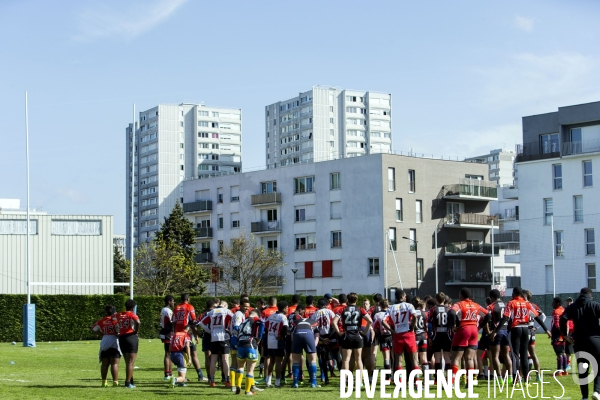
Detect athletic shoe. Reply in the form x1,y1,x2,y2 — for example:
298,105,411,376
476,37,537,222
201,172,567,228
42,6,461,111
170,376,176,389
256,378,267,384
225,382,232,388
231,384,237,392
245,392,254,396
292,383,299,389
176,383,187,387
235,386,241,395
112,382,119,387
164,376,171,381
125,383,136,389
287,373,293,379
330,372,338,378
535,375,541,383
274,383,282,388
566,365,572,372
209,382,216,387
251,386,264,392
592,391,600,400
311,384,321,388
101,382,109,387
556,372,563,377
563,371,568,376
198,376,208,382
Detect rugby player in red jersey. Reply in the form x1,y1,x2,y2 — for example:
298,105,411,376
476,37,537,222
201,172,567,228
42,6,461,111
91,305,121,387
172,294,206,381
168,325,193,388
116,299,140,389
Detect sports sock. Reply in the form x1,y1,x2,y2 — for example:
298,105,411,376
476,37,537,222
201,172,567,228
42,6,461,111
230,368,236,385
435,362,441,373
209,375,214,383
292,362,301,385
196,368,203,379
384,360,390,370
451,364,459,377
102,379,107,385
308,361,318,386
275,378,281,386
237,369,244,387
265,375,272,385
245,374,253,393
483,366,488,375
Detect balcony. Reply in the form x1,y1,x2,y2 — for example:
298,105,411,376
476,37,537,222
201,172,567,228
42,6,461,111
504,245,520,263
445,242,499,256
195,227,213,239
442,179,497,201
515,141,559,163
183,200,212,213
445,270,493,285
251,192,281,206
194,252,213,264
501,185,519,200
506,276,521,288
494,232,520,243
562,139,600,156
499,208,518,221
251,221,281,234
444,213,495,228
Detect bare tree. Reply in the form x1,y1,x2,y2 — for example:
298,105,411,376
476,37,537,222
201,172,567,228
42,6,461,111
216,231,285,296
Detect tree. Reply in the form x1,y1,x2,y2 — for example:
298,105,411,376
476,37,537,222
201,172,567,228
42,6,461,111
113,244,130,294
216,231,285,296
129,203,209,296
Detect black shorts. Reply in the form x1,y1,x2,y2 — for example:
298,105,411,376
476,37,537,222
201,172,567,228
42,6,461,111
268,348,285,358
341,333,363,350
478,334,490,351
292,330,317,354
285,335,293,353
565,342,574,355
202,333,211,352
490,330,510,347
552,343,566,355
210,341,230,355
119,334,139,354
416,334,428,352
431,331,452,353
100,348,121,359
261,333,269,354
378,335,393,351
362,330,373,348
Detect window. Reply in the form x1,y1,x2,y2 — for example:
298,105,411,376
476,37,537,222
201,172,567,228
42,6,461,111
416,200,422,223
346,96,357,102
295,235,316,250
261,181,277,193
574,196,583,222
199,110,209,117
586,229,595,255
332,231,342,248
51,220,101,236
218,215,223,229
588,264,597,290
545,265,553,293
232,220,240,228
212,144,219,149
267,209,277,221
369,258,380,275
330,118,334,124
294,176,315,194
555,231,564,257
211,122,218,128
584,161,593,187
470,288,485,298
553,164,562,190
395,199,403,221
389,228,396,251
0,220,37,235
448,259,466,282
544,198,553,225
265,238,278,250
295,207,306,222
198,121,209,127
417,258,424,281
540,133,559,154
408,170,416,193
409,229,416,252
388,167,395,191
330,172,340,189
218,240,224,255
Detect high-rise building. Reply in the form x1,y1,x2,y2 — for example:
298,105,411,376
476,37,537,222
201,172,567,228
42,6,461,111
465,148,516,187
126,103,242,257
516,101,600,294
265,86,392,168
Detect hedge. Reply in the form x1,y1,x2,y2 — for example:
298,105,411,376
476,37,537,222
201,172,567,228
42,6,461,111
1,292,577,342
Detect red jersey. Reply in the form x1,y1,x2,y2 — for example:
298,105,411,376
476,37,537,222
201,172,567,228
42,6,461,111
552,306,564,330
503,297,539,328
170,331,191,352
261,306,278,321
92,315,119,335
451,300,487,327
333,304,347,333
287,304,298,316
116,311,140,335
172,303,196,332
231,306,240,314
304,305,318,318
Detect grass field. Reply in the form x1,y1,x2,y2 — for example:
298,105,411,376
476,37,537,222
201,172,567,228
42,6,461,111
0,336,585,399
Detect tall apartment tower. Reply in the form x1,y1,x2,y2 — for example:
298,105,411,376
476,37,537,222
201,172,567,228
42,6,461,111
465,148,516,187
265,86,392,168
126,103,242,258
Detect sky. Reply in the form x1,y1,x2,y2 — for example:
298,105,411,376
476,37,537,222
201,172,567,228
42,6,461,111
1,0,599,234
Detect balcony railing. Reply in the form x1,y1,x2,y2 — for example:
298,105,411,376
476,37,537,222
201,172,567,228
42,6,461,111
194,252,213,263
183,200,212,213
443,178,497,199
494,232,520,243
446,213,494,226
445,269,493,284
506,276,521,288
195,227,213,238
500,208,518,221
251,192,281,206
516,141,560,162
445,242,499,255
251,221,281,233
562,139,600,156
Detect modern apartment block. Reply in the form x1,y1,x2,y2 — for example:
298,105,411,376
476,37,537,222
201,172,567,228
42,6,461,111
126,103,242,257
182,153,497,298
264,87,392,168
516,101,600,294
0,199,114,295
465,148,516,186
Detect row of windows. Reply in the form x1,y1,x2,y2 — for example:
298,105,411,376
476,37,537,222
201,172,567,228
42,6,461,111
546,263,597,291
552,160,593,189
553,228,595,257
544,195,588,224
395,199,422,223
387,227,417,251
389,168,416,193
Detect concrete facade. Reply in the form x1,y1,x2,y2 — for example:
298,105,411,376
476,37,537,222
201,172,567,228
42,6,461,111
265,87,392,168
0,213,114,295
126,103,242,258
465,148,516,187
182,153,494,298
517,101,600,294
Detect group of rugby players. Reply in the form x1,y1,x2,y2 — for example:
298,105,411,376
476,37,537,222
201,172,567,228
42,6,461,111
92,285,577,394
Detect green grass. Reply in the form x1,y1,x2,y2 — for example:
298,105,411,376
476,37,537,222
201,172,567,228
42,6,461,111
0,336,585,399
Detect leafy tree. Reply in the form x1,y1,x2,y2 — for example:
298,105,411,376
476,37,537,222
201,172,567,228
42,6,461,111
130,203,209,296
216,231,285,296
113,244,130,295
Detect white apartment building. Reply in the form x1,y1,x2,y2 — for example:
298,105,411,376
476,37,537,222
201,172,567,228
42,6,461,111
465,148,516,187
182,153,496,298
0,200,114,295
265,87,392,168
126,103,242,258
517,101,600,294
